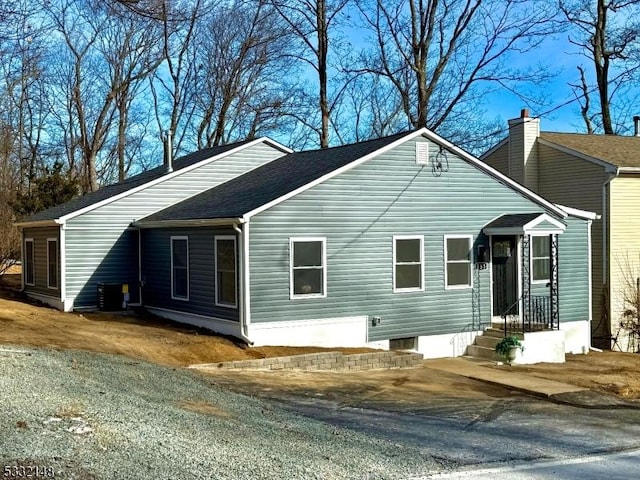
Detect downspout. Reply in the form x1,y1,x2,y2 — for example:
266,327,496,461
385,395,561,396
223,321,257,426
600,168,619,348
59,222,67,310
233,222,253,345
138,226,143,306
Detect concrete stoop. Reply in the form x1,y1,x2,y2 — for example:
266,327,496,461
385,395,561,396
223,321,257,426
190,351,424,372
465,326,565,364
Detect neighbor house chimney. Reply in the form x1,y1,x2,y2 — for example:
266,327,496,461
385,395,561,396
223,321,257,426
507,108,540,191
163,130,173,173
634,116,640,137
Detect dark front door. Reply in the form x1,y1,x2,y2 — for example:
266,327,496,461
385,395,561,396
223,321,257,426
492,236,518,317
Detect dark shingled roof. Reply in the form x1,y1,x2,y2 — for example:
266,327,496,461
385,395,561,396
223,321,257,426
140,130,415,223
540,132,640,168
484,213,543,229
24,139,256,223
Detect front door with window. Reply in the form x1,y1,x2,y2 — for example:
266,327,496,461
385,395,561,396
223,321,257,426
492,236,518,317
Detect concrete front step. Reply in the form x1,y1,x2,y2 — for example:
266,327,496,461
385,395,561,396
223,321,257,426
466,344,498,361
474,335,501,348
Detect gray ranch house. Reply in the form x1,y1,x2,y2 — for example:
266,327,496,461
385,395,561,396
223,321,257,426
18,129,595,363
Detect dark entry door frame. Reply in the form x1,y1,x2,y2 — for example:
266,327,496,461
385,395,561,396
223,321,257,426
490,235,521,319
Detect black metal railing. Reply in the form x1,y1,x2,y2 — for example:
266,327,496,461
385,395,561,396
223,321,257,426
501,295,557,335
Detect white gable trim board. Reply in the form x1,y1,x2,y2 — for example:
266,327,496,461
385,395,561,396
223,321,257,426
49,138,291,224
242,129,567,222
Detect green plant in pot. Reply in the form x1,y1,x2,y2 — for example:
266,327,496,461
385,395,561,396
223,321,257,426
495,335,524,363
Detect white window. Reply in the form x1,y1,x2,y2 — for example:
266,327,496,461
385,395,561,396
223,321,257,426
171,236,189,300
393,235,424,292
24,238,34,286
531,235,551,283
445,235,472,289
290,237,326,298
215,236,237,308
47,238,58,289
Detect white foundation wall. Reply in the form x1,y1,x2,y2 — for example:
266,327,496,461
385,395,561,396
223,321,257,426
517,330,565,364
560,320,591,354
417,331,484,359
249,316,386,348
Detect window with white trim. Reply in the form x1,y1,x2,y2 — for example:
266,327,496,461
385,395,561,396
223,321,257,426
171,236,189,300
47,238,58,289
215,236,237,308
393,236,424,292
445,236,472,289
531,235,551,283
290,238,326,298
24,238,34,286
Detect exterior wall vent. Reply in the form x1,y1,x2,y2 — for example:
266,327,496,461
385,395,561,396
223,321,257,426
390,337,418,351
415,142,429,165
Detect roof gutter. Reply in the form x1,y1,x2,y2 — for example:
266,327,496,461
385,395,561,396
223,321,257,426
133,218,244,229
618,167,640,174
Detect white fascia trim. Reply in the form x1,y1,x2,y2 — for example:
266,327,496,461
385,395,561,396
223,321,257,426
444,234,473,290
420,130,568,219
58,138,288,223
135,218,243,229
523,213,566,232
244,130,430,219
392,235,425,293
618,167,640,173
214,235,238,309
555,204,599,220
289,236,327,300
479,137,508,160
14,219,60,228
537,138,618,172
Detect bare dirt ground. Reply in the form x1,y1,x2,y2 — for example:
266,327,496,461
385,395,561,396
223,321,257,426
0,271,372,368
3,268,640,401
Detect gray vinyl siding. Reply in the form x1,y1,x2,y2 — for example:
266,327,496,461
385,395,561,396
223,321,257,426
64,142,284,307
22,226,60,298
557,217,590,323
248,138,590,341
141,227,239,321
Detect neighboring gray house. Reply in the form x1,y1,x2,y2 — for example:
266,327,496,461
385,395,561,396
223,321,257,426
16,138,291,311
133,129,594,362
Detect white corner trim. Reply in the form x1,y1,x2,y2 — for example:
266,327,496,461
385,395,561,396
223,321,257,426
57,138,289,223
444,234,473,290
243,222,251,328
244,130,429,219
60,224,66,302
392,235,425,293
24,238,34,286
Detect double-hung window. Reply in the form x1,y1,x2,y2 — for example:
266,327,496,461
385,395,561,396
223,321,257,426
47,238,58,289
531,235,551,283
171,236,189,300
445,235,472,289
215,236,237,308
393,236,424,292
290,238,326,298
24,239,34,286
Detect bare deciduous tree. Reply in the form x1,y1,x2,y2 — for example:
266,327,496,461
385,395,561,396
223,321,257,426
354,0,561,149
268,0,350,148
561,0,640,135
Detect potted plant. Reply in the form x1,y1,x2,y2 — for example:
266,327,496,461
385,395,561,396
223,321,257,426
495,335,524,363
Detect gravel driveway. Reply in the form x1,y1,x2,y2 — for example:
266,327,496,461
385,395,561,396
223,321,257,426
0,346,439,480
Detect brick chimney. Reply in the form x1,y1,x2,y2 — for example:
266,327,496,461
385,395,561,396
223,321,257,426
507,108,540,191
